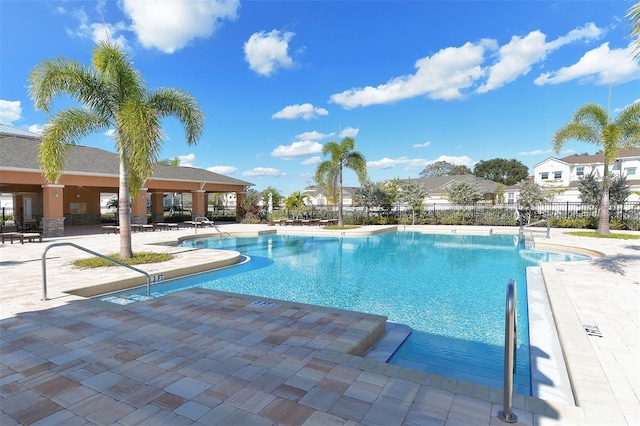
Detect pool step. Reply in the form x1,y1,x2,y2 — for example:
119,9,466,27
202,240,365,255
363,321,412,362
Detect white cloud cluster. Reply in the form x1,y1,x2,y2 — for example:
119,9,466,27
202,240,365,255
519,149,553,156
271,140,323,160
339,127,359,138
123,0,239,53
0,100,22,125
413,141,431,148
208,165,238,175
243,167,285,177
178,153,196,167
244,29,295,76
329,23,623,108
300,156,321,166
295,130,334,140
535,42,640,86
272,103,328,120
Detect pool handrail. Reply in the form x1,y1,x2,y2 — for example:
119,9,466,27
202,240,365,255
498,279,518,423
519,219,550,239
41,242,151,301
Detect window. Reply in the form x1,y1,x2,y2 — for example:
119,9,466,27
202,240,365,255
576,166,584,177
625,167,637,176
612,162,621,171
553,171,562,179
507,193,514,204
540,172,549,180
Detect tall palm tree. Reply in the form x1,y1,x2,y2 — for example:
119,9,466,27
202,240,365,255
314,137,368,227
29,41,203,258
627,2,640,58
552,103,640,234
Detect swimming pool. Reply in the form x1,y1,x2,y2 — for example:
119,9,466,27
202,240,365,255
99,231,589,394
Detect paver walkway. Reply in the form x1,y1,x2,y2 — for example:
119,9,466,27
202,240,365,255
1,224,638,425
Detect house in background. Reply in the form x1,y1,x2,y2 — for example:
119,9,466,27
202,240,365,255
303,186,358,207
400,175,500,205
0,124,253,237
505,149,640,204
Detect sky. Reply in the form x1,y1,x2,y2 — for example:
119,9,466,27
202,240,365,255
1,0,639,196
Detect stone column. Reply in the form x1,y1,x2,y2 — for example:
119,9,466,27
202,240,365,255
131,188,148,224
191,190,205,219
151,192,164,223
235,191,246,222
41,184,65,237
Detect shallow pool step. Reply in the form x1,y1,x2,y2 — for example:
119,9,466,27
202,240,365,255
363,321,412,362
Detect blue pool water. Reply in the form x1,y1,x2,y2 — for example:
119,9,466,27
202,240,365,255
99,232,589,394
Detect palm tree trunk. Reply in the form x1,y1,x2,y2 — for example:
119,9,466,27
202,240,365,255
118,152,134,258
598,179,610,235
338,166,344,227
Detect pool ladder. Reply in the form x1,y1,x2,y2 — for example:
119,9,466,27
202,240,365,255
499,279,518,423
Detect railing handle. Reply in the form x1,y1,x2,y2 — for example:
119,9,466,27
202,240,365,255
498,279,518,423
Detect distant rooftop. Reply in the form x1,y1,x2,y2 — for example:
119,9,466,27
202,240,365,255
0,123,40,139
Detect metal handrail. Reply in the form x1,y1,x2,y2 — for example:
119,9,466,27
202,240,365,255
41,242,151,301
498,279,518,423
193,217,231,238
519,218,550,238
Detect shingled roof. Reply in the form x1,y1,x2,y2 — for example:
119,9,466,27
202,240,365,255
0,133,253,187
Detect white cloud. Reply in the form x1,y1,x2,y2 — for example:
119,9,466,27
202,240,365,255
65,6,130,50
28,124,45,135
301,156,321,165
519,149,553,156
243,167,285,177
272,103,328,120
122,0,239,53
295,130,334,140
339,127,359,138
478,23,604,93
534,42,640,86
0,100,22,125
413,141,431,148
244,29,295,76
271,140,323,160
178,153,196,166
330,41,490,108
208,165,238,175
367,155,474,171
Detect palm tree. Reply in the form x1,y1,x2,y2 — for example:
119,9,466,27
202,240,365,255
552,103,640,234
627,2,640,58
314,137,368,227
28,41,203,258
283,191,309,220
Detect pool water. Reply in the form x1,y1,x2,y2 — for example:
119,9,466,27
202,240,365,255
99,232,589,394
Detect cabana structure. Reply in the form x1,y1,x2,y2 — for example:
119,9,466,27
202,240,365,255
0,124,253,237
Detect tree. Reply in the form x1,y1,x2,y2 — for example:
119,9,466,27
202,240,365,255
29,41,203,258
419,161,472,177
627,2,640,58
283,191,309,220
262,186,283,209
354,181,389,221
473,158,529,185
494,183,505,204
552,103,640,234
314,137,368,227
445,180,484,205
517,180,549,224
399,181,428,225
578,172,630,208
156,157,180,166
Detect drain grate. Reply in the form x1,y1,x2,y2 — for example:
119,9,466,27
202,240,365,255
583,324,603,338
251,300,280,308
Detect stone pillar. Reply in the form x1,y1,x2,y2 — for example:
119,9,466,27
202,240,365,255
131,188,148,224
235,191,246,222
191,190,205,219
41,184,65,237
151,192,164,223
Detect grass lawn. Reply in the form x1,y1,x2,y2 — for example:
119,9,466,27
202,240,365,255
74,251,174,268
564,231,640,240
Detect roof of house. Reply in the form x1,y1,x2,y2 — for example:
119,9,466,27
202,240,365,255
0,124,40,139
534,149,640,167
0,130,253,187
403,175,500,193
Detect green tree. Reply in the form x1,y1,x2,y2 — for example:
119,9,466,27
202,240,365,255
517,180,549,224
156,157,180,166
283,191,309,220
419,161,472,177
354,181,389,221
399,181,428,225
494,183,505,204
578,172,631,208
552,103,640,234
314,137,368,227
473,158,529,185
445,180,484,205
262,186,283,209
29,41,203,258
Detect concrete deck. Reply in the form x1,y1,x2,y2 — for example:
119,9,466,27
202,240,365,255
1,223,638,425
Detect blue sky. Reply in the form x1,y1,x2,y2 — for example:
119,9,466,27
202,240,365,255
1,1,639,196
